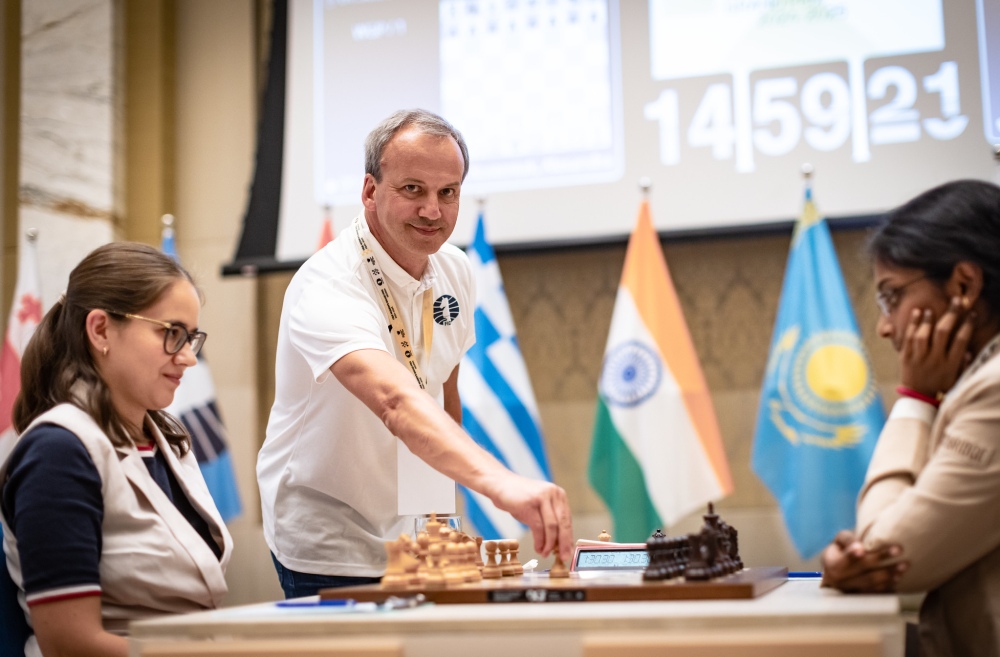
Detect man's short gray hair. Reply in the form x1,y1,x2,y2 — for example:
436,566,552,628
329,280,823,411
364,109,470,182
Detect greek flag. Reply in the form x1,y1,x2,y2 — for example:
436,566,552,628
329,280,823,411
751,185,884,558
458,211,552,540
162,222,243,522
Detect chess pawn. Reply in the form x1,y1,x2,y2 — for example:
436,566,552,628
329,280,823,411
474,536,485,570
463,542,482,582
668,536,688,579
598,529,611,542
643,530,667,581
482,540,502,579
432,521,450,546
549,540,569,579
727,525,744,571
414,532,431,583
443,542,465,587
451,541,470,584
715,528,736,576
507,539,524,576
498,540,514,577
424,513,443,541
423,543,446,589
684,531,710,581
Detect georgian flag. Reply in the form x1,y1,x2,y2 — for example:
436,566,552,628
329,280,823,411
0,234,42,465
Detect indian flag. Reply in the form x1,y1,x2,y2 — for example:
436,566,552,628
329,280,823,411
588,201,732,541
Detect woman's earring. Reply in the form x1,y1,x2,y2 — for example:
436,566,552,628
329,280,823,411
103,346,108,356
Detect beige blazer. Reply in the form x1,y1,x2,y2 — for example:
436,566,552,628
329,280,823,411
857,340,1000,657
1,404,232,643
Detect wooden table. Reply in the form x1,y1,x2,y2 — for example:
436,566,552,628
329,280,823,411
128,578,905,657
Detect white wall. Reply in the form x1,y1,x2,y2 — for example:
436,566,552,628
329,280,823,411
174,0,282,604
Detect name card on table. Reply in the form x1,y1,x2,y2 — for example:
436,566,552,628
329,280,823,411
397,441,455,515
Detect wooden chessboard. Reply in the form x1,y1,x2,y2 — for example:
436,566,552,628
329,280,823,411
320,566,787,604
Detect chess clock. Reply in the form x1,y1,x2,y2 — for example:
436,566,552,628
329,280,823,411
570,540,650,572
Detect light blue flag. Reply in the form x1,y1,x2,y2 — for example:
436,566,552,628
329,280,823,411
161,221,243,522
751,186,885,559
458,211,552,539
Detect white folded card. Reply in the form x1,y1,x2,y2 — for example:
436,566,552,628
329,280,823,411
397,440,455,515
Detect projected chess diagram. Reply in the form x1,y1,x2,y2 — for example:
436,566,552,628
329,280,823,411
438,0,624,192
322,505,786,605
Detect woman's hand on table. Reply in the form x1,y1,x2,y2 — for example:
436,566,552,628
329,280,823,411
820,530,908,593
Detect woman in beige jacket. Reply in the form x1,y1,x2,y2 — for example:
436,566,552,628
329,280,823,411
821,180,1000,657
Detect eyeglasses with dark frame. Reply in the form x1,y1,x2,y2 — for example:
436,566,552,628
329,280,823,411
104,310,207,356
874,275,926,317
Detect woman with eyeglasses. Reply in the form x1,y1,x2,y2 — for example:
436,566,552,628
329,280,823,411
820,179,1000,657
0,242,230,657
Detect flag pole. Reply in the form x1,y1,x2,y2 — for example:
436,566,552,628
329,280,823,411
161,214,175,243
638,176,651,197
801,162,814,196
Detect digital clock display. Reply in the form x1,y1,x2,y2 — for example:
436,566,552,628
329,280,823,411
575,549,650,571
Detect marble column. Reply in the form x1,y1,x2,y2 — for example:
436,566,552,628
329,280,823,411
19,0,118,307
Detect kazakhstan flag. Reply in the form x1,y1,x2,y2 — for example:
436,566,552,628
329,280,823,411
751,186,885,559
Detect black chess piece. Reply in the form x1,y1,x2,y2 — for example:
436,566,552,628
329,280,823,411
725,523,743,571
643,529,669,580
665,536,687,578
684,530,711,581
685,502,730,581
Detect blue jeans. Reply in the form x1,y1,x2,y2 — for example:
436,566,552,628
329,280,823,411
270,553,381,599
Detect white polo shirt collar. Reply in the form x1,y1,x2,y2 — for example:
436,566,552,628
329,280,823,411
357,216,438,295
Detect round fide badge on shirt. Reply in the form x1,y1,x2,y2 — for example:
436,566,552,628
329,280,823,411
434,295,460,325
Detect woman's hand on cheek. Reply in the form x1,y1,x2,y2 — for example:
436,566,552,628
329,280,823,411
900,297,975,396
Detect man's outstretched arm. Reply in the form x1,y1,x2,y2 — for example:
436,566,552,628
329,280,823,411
331,348,574,562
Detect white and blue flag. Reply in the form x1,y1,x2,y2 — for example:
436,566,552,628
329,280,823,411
162,219,243,522
751,185,884,558
459,211,552,539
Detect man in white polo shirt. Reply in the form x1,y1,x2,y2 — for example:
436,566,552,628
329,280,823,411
257,109,574,596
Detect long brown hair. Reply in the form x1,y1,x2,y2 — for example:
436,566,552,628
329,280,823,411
14,242,197,455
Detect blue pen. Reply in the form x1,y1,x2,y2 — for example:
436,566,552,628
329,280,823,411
275,598,356,608
788,571,822,578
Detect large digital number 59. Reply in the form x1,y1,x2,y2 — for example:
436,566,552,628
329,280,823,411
753,74,851,156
